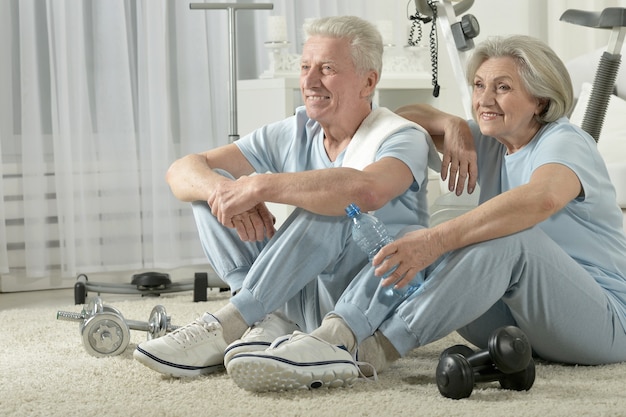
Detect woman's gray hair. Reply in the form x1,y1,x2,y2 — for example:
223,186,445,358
466,35,574,123
303,16,383,78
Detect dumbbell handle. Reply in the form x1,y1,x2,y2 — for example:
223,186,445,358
125,319,180,333
467,352,507,382
467,350,491,368
56,312,157,330
58,310,180,332
473,364,505,383
468,342,530,375
57,311,86,322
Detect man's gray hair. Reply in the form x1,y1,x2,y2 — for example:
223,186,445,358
303,16,383,78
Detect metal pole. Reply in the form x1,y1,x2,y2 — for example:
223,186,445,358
227,6,238,143
190,3,274,142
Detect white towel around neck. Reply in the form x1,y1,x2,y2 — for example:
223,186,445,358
342,107,441,172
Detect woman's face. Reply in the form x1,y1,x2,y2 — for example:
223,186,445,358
472,56,545,153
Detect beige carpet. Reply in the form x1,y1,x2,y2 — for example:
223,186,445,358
1,291,625,417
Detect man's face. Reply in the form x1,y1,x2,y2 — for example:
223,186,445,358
300,35,371,124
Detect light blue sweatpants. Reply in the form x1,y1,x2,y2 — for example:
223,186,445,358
334,226,626,365
191,200,369,333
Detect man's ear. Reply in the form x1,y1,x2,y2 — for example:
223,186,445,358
361,70,379,98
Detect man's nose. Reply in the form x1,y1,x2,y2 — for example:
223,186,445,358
301,69,320,88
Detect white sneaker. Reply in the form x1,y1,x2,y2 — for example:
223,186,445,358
223,312,300,367
226,331,359,392
133,313,227,378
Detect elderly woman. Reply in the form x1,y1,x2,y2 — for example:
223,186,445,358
226,35,626,393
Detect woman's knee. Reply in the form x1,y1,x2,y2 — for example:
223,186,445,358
456,301,517,349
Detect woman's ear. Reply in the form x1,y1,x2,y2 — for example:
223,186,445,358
536,98,549,115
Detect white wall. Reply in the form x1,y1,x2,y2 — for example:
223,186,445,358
546,0,624,62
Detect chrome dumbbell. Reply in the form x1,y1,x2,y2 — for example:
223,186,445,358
57,296,179,357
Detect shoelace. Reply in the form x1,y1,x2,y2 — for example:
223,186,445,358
354,348,379,382
167,318,219,346
354,359,378,383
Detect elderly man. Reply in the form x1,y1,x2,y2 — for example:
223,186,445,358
133,15,439,380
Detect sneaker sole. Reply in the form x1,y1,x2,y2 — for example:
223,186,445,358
133,347,224,378
227,354,358,392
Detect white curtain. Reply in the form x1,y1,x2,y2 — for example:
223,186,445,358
0,0,410,291
0,0,241,290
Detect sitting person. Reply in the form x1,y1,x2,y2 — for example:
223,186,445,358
225,34,626,392
133,16,441,378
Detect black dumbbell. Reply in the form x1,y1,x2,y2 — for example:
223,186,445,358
436,326,535,399
439,344,475,360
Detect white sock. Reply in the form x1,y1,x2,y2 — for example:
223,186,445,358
310,314,357,353
209,303,249,344
356,331,401,376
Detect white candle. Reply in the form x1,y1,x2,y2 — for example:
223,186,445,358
267,16,288,43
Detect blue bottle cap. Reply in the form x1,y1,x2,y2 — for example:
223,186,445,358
345,203,361,218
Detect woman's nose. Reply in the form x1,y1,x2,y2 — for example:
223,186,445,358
476,88,496,106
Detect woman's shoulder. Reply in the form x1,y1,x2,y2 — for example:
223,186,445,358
541,117,590,138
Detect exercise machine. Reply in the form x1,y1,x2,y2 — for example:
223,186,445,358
411,0,480,119
73,270,229,305
560,7,626,142
189,2,274,143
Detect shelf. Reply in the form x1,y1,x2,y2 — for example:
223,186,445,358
239,72,432,91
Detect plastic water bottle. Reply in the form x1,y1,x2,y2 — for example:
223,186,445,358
345,203,420,299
